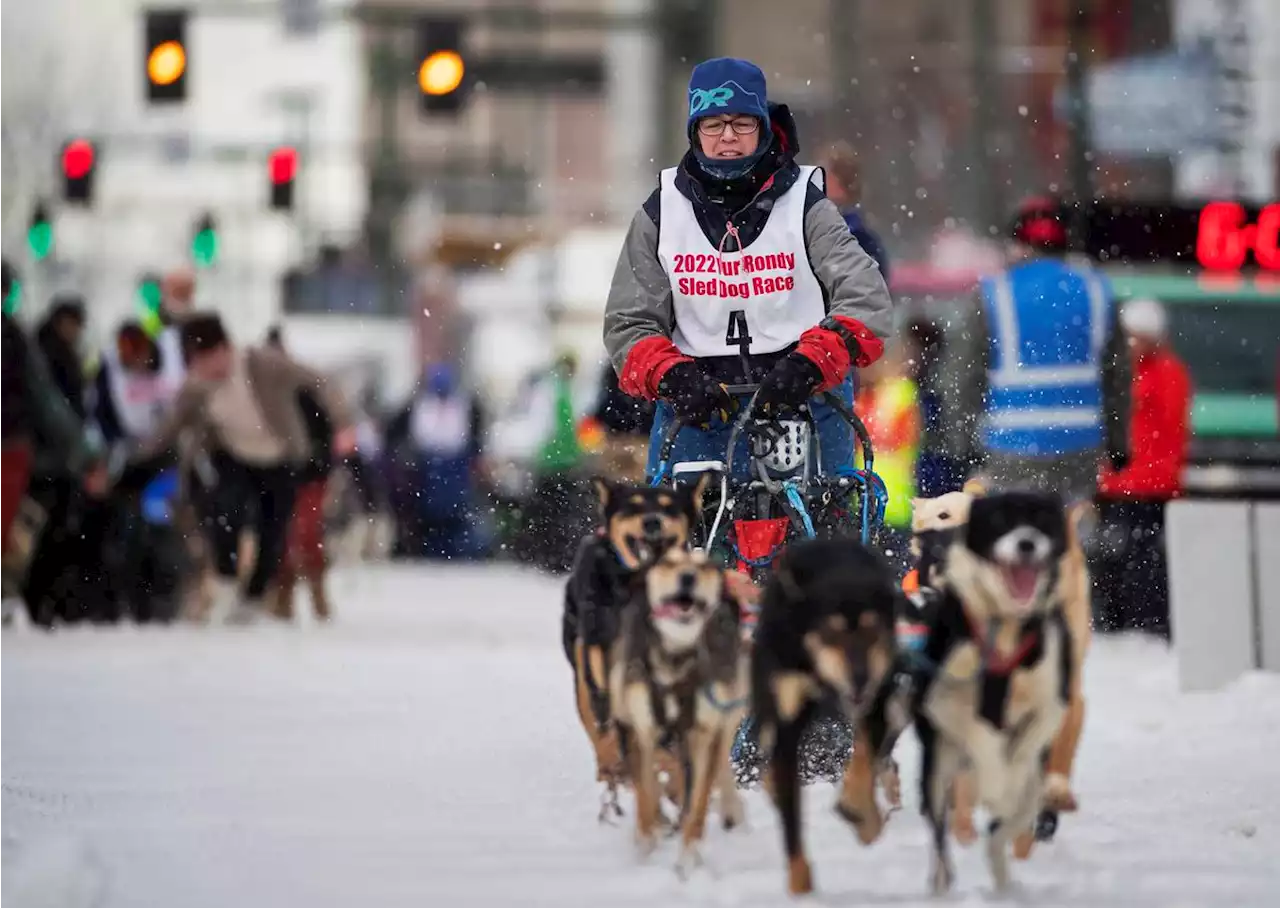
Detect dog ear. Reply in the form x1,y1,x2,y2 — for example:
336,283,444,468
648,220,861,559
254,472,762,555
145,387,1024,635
592,477,614,516
962,478,987,497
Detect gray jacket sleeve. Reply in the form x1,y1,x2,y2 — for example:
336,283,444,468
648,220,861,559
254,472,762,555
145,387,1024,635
603,207,673,375
803,198,894,340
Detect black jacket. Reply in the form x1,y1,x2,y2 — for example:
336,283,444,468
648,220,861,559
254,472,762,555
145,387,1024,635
36,321,85,419
296,388,334,482
2,315,30,445
593,365,654,436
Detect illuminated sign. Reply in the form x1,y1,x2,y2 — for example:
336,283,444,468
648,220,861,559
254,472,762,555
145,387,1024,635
1065,200,1280,273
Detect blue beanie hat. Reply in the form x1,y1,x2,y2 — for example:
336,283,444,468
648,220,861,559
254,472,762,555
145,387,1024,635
687,58,770,136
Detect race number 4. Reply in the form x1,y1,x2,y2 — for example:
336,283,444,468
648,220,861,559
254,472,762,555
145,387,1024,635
725,309,753,355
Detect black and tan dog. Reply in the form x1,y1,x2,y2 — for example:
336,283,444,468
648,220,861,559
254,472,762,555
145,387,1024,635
910,491,1073,895
561,476,708,816
609,547,747,871
750,538,903,896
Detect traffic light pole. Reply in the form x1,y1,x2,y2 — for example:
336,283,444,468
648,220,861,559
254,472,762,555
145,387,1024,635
368,30,406,316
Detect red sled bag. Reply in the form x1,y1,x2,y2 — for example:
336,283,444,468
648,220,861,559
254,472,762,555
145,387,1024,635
731,517,789,636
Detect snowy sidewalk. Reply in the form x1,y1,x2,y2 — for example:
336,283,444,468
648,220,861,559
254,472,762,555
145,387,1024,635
4,564,1280,907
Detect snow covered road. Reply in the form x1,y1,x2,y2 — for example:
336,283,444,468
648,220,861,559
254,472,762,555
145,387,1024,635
4,564,1280,907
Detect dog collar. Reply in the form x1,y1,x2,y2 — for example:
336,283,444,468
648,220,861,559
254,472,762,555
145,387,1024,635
700,683,748,713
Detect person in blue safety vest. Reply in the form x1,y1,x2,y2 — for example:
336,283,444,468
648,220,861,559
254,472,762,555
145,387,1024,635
603,57,893,481
943,197,1130,499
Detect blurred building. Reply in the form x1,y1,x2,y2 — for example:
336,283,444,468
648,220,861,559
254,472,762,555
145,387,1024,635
373,0,1278,269
2,0,367,341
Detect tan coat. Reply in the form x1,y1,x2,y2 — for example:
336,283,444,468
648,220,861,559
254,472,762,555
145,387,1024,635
138,346,353,468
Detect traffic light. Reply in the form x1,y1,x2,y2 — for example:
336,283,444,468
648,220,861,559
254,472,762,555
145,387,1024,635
61,138,96,205
416,16,468,115
144,9,189,104
192,212,218,267
28,202,54,261
268,146,298,211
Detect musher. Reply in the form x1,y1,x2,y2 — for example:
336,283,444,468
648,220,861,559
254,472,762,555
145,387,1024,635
603,57,894,480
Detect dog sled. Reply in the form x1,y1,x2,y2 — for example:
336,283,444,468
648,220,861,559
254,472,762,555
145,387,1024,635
648,383,889,784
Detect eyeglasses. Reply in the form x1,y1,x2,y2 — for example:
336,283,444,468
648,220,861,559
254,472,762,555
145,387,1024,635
696,117,760,137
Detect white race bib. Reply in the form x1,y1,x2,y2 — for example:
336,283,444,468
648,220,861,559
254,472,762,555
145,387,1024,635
657,165,826,358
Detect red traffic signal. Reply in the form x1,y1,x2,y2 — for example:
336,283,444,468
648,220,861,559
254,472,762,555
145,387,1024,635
268,146,297,211
61,138,97,205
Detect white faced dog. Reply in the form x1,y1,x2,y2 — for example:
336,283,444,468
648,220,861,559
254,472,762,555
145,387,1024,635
911,491,1073,894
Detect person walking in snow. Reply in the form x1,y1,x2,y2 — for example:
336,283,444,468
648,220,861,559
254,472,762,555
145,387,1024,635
133,314,355,623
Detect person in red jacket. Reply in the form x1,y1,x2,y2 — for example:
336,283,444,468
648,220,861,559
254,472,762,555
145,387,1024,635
1096,298,1192,638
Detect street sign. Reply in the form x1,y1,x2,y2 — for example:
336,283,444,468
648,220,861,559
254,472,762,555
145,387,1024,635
1054,50,1218,156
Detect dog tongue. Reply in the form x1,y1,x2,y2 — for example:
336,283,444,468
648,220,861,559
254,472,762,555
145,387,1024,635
1005,565,1040,603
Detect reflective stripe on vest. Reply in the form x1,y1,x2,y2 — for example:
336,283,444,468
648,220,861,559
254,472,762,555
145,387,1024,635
981,263,1109,456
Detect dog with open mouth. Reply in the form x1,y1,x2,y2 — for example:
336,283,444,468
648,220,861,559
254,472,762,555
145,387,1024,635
748,538,903,896
609,547,747,872
903,480,1092,851
910,490,1074,895
561,477,709,819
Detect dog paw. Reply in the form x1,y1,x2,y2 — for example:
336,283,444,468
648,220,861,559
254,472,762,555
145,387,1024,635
597,788,624,825
674,844,703,880
929,858,954,895
1043,774,1077,812
878,766,903,811
719,794,746,832
834,800,884,846
635,831,658,859
787,856,814,895
1034,809,1059,842
951,811,978,846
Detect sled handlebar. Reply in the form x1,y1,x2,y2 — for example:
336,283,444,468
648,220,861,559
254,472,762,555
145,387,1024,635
656,383,875,475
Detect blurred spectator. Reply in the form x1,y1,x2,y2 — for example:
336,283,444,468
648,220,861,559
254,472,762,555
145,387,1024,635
385,364,485,560
161,268,197,322
944,196,1130,500
1095,299,1192,638
91,323,178,448
36,295,88,418
855,343,919,574
133,314,354,623
345,394,391,560
905,316,972,497
525,353,595,572
2,284,106,625
590,360,653,482
265,327,337,620
821,142,890,282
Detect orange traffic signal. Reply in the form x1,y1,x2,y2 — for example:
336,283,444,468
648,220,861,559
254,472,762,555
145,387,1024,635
144,10,188,104
419,50,465,96
147,40,186,86
416,17,468,114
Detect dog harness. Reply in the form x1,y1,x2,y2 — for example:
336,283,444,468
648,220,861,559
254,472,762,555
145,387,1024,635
909,590,1072,729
